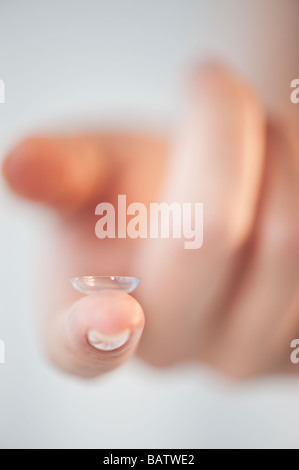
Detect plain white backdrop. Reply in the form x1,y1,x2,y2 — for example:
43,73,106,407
1,0,299,449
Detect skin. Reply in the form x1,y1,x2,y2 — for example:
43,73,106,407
2,64,299,379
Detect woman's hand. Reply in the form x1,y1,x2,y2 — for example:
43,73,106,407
3,64,299,379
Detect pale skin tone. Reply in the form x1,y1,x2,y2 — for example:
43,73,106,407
2,64,299,379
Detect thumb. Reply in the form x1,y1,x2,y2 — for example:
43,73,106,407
2,133,168,212
2,135,110,212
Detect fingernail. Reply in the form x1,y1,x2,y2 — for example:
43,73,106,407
87,328,131,351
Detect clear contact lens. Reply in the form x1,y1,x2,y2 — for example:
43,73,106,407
70,276,140,295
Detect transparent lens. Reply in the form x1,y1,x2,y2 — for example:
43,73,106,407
70,276,140,295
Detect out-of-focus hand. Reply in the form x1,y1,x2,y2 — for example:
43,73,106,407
3,64,299,379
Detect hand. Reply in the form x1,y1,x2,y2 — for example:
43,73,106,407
3,64,299,379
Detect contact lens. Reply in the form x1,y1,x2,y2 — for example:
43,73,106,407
70,276,140,295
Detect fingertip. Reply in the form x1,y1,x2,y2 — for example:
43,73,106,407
189,60,263,111
191,60,232,83
2,135,109,211
2,137,63,201
50,294,145,377
66,293,144,341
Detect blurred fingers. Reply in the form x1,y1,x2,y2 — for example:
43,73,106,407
212,124,299,378
2,133,168,212
135,63,266,366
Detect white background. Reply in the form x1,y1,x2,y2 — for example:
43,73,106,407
0,0,299,449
